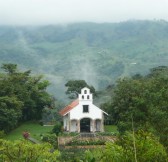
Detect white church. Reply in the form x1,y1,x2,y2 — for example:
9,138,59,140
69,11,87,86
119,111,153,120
59,87,108,132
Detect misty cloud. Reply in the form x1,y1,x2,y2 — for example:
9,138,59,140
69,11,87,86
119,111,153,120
0,0,168,25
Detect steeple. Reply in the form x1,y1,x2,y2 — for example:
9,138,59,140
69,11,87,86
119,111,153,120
78,87,93,103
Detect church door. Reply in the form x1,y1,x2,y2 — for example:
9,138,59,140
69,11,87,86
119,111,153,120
80,118,90,132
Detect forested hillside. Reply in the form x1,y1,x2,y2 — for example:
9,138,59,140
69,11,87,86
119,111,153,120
1,20,168,99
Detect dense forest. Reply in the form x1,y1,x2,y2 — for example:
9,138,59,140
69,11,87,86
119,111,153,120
0,20,168,100
102,66,168,151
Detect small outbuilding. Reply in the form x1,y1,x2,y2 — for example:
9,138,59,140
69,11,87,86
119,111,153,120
59,87,108,132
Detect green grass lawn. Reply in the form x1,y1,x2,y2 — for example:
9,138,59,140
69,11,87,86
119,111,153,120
4,123,117,141
104,125,118,133
4,122,54,141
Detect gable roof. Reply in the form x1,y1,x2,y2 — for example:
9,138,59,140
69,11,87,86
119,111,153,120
59,99,79,116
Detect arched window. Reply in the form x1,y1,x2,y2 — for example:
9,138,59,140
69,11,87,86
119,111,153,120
87,95,89,99
84,90,87,94
82,95,84,99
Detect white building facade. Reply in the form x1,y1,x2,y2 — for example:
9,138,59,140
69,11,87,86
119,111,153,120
59,87,108,132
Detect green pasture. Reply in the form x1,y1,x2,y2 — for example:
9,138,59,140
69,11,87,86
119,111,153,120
4,122,117,141
4,122,54,141
104,125,118,133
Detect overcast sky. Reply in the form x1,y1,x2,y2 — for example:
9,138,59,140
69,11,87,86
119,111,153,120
0,0,168,25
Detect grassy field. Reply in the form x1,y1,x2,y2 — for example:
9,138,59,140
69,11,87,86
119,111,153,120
104,125,118,133
4,122,117,141
4,122,54,141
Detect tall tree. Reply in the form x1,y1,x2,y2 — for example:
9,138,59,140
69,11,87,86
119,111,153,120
0,63,52,132
106,66,168,150
65,80,96,99
0,96,23,132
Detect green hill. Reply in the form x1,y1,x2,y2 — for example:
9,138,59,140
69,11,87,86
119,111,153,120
0,20,168,100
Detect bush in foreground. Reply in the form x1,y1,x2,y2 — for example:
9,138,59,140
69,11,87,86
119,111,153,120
0,139,60,162
84,130,168,162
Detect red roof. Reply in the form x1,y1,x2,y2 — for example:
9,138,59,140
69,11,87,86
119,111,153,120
59,99,79,116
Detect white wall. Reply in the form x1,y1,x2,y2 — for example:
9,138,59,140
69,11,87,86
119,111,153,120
70,102,102,120
70,120,78,132
95,120,101,131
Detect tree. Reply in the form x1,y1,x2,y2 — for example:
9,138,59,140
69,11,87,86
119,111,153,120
22,76,51,120
42,99,63,125
0,63,52,132
108,77,150,132
0,96,23,132
65,80,96,99
106,66,168,150
1,63,17,74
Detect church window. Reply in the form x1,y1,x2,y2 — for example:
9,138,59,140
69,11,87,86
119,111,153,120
83,105,89,113
82,95,84,99
84,90,87,94
87,95,89,99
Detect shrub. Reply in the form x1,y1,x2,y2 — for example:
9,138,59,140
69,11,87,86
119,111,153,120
67,139,106,146
0,131,5,139
96,132,117,136
41,133,58,149
52,122,62,135
0,139,60,161
61,132,79,137
87,130,168,162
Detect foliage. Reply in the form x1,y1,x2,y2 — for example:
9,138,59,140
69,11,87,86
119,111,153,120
2,21,168,100
0,131,5,139
84,131,168,162
106,66,168,150
96,132,117,136
0,64,52,132
0,139,60,162
42,107,57,125
116,130,168,162
94,143,125,162
1,21,168,100
61,132,79,137
65,80,96,99
67,138,106,146
104,125,118,133
59,148,86,162
42,97,64,125
83,150,96,162
41,133,58,149
52,122,63,135
0,96,23,132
